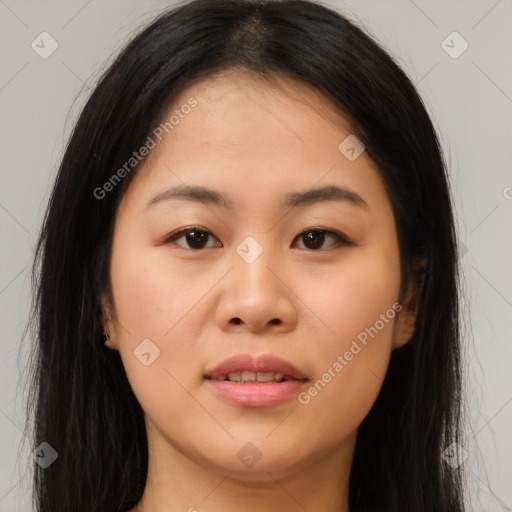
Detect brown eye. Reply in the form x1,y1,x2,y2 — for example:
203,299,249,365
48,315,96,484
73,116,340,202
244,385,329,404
164,226,352,251
164,227,221,250
294,228,352,251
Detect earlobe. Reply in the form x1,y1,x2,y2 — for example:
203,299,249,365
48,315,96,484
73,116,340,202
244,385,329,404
393,259,426,349
393,304,418,349
103,331,113,347
101,294,119,350
102,327,119,351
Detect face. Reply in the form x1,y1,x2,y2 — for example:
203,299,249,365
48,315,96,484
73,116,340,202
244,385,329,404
102,70,418,481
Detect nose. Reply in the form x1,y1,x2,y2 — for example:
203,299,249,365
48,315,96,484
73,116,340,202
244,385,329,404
215,238,298,334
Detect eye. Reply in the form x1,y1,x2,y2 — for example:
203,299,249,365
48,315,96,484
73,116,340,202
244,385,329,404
163,226,352,251
293,228,353,251
163,226,221,250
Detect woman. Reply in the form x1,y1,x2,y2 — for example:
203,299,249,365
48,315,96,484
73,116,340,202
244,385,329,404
27,0,465,510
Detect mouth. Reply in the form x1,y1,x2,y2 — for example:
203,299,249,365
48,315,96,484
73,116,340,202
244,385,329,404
205,352,308,381
204,353,308,407
208,371,300,384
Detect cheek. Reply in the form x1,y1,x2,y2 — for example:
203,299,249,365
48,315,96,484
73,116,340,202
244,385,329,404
109,236,206,338
301,241,401,344
291,244,401,431
108,234,209,380
108,242,209,432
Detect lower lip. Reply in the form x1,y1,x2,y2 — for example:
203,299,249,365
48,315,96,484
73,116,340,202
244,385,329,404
205,379,307,407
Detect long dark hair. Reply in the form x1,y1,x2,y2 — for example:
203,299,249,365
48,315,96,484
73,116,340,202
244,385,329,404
25,0,465,510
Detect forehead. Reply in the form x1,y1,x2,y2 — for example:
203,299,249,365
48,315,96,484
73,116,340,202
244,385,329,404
171,69,353,146
190,68,350,124
120,69,385,214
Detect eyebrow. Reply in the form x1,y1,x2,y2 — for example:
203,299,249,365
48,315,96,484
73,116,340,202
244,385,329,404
145,184,367,210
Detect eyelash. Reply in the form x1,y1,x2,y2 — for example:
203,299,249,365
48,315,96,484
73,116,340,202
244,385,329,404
162,226,353,251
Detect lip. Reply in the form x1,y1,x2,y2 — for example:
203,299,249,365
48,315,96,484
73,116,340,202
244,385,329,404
205,353,308,380
204,353,308,408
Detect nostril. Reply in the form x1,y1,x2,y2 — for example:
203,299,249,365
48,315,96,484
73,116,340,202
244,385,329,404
232,318,242,325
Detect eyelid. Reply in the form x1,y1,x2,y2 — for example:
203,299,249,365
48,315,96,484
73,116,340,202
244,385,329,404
162,226,354,250
162,225,220,246
293,227,354,249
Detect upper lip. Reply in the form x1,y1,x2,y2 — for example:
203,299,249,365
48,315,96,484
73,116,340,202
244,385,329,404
205,353,308,380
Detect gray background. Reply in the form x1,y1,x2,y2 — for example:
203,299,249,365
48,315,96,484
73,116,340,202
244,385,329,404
1,0,511,510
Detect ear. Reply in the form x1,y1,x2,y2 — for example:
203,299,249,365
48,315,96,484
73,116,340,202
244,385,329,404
393,258,427,349
100,293,119,350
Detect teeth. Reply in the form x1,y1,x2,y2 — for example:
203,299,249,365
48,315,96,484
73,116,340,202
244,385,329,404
227,372,242,382
222,371,289,383
242,371,254,382
256,371,280,383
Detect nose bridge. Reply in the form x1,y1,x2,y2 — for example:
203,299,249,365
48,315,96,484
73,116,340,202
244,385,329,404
235,234,268,265
215,229,299,334
233,234,277,292
227,231,291,321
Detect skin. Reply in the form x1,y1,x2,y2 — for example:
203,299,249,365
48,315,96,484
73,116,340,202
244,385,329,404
102,69,420,512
